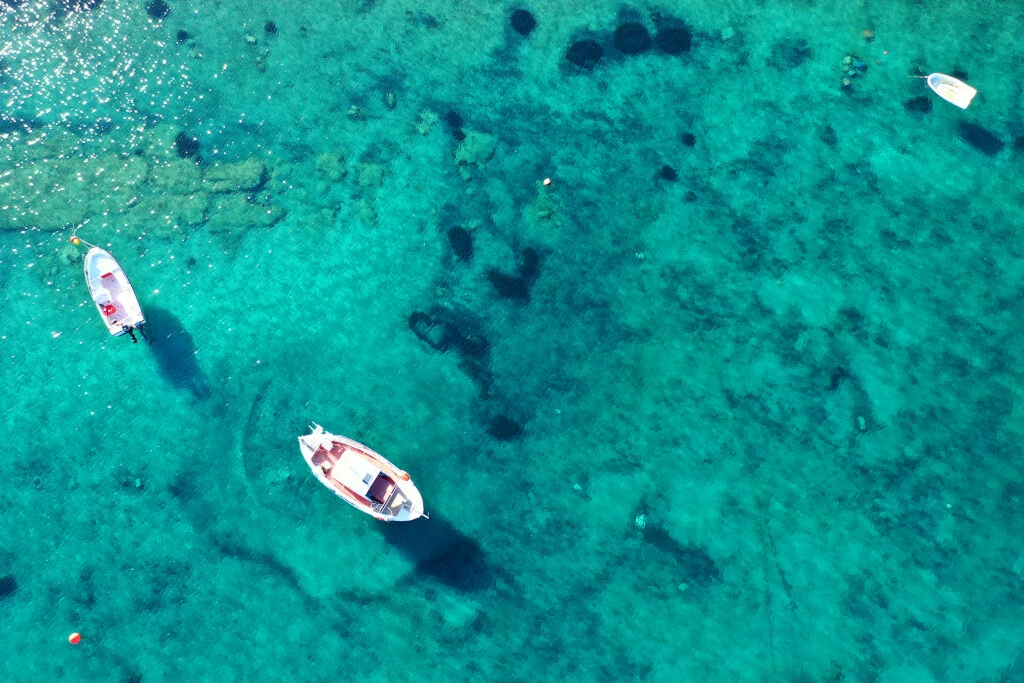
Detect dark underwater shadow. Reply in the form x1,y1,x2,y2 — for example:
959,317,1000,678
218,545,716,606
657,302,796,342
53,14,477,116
378,514,495,593
145,306,212,400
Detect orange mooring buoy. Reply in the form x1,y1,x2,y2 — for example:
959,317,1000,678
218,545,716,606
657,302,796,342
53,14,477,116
68,632,81,645
70,236,81,245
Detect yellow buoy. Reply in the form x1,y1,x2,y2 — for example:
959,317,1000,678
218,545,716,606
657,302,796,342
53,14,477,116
70,236,81,245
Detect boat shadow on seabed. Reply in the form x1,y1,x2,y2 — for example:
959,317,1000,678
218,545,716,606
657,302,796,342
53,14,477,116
144,306,213,400
379,514,496,593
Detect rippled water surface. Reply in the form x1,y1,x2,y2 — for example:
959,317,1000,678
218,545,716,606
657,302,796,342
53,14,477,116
2,1,1024,681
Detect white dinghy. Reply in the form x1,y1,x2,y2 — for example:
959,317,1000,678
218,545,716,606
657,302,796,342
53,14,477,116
926,73,977,109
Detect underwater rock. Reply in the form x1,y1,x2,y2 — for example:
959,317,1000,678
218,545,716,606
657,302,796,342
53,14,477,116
455,130,497,166
451,325,489,359
658,164,678,181
654,26,691,54
828,366,847,391
356,162,384,188
0,146,151,232
314,150,347,181
174,131,200,159
206,194,285,232
442,110,463,129
1014,136,1024,153
641,525,721,586
518,246,539,278
770,39,812,70
0,575,16,599
447,226,473,261
176,30,192,43
958,122,1004,156
55,0,102,12
510,9,536,37
203,159,266,192
146,0,170,20
487,247,539,301
952,66,969,80
264,21,277,35
409,312,450,351
614,23,652,55
132,192,209,228
903,96,932,114
681,132,696,147
148,154,202,194
415,110,439,135
443,110,466,142
408,309,490,359
819,125,838,147
487,270,529,300
565,39,603,69
0,115,32,135
487,416,523,441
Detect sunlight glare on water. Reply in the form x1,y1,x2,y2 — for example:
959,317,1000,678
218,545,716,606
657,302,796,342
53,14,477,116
1,0,197,139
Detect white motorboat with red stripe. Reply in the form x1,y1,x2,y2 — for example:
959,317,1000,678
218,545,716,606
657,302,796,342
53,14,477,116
298,424,429,522
74,236,146,340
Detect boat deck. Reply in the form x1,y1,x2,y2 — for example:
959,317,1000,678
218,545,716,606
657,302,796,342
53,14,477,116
312,444,405,514
94,272,131,328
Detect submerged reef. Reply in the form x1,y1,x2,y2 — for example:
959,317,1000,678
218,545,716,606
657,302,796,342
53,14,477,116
0,124,284,235
408,306,493,394
487,247,540,301
0,574,17,599
565,39,603,69
174,131,201,160
487,415,524,441
654,25,691,54
146,0,170,20
510,9,536,38
903,96,932,114
447,226,474,261
614,23,652,55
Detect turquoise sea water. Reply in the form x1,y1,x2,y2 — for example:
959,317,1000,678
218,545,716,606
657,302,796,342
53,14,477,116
2,0,1024,680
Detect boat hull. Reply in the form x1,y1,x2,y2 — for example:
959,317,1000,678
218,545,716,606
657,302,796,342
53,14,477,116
298,425,427,522
84,247,145,336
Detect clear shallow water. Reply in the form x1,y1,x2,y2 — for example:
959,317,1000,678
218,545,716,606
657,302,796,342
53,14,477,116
2,0,1023,681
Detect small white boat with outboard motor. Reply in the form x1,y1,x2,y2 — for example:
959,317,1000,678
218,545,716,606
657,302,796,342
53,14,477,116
298,424,429,522
926,72,977,109
71,235,148,344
